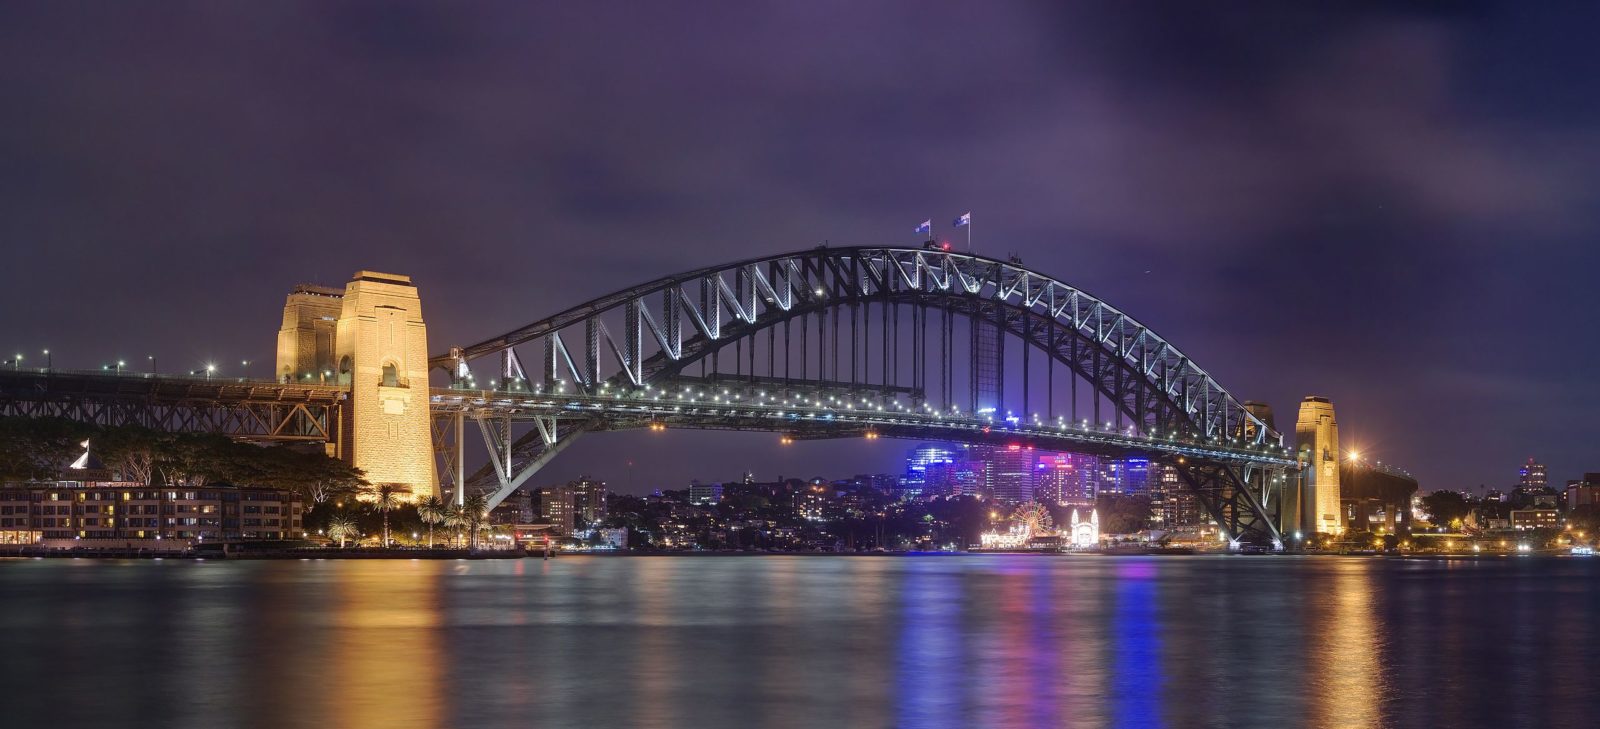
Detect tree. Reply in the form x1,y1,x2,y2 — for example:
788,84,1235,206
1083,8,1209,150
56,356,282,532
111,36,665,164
296,453,367,509
0,416,91,481
417,495,447,548
462,493,489,550
326,515,359,548
364,483,407,547
1421,491,1472,528
95,425,163,485
1095,493,1153,536
444,507,462,547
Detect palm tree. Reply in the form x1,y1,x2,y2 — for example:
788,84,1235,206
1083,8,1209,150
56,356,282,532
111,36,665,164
364,483,407,547
417,495,447,548
443,504,467,548
463,493,489,550
326,515,359,548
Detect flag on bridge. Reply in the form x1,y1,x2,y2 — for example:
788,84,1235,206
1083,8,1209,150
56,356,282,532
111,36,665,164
915,220,931,236
954,212,970,228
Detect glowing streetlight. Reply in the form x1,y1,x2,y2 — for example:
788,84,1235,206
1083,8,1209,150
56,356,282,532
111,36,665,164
42,349,50,370
115,360,125,375
148,355,155,374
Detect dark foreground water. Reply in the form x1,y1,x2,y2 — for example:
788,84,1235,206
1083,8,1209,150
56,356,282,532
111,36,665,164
1,555,1597,729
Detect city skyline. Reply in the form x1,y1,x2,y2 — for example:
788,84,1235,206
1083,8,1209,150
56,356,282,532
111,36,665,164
4,3,1599,496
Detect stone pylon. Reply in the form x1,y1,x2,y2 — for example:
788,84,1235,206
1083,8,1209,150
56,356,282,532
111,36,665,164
1295,396,1341,535
276,271,437,499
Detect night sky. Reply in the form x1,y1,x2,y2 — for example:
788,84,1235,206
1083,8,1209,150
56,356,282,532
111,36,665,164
2,2,1597,495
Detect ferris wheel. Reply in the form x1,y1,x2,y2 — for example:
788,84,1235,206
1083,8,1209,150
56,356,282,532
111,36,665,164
1010,501,1055,536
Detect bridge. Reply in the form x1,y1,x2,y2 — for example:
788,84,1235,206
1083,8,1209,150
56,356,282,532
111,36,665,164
0,246,1296,547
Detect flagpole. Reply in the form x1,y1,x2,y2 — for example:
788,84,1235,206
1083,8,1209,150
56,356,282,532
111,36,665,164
967,215,972,252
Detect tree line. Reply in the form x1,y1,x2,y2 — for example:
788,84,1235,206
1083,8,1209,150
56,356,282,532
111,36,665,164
0,416,367,506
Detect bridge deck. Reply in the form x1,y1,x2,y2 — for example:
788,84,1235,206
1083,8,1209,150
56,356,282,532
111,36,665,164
429,387,1296,467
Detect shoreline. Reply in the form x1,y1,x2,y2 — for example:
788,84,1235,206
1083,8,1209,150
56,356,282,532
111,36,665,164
0,547,1582,561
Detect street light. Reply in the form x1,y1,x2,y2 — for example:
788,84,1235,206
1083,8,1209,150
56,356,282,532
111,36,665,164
205,363,216,380
42,349,49,370
148,355,155,375
115,360,125,375
11,354,19,371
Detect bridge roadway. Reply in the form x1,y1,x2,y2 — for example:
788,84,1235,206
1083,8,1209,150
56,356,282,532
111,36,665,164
2,368,1300,463
0,365,1292,460
0,368,344,442
429,381,1298,468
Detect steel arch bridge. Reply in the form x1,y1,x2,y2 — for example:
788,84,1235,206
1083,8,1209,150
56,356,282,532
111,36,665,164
429,246,1294,547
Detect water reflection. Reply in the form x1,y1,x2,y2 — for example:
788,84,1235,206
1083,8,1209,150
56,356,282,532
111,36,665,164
4,555,1600,729
1308,560,1383,729
896,559,963,727
1111,561,1161,728
328,561,444,729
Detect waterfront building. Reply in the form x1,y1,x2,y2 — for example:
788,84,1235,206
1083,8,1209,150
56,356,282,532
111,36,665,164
1069,509,1100,548
1295,396,1342,534
1509,508,1559,530
0,480,303,548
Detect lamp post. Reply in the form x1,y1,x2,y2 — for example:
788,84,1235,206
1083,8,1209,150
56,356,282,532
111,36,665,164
205,364,216,380
42,349,49,371
241,360,250,379
115,360,125,375
148,355,155,375
11,354,19,371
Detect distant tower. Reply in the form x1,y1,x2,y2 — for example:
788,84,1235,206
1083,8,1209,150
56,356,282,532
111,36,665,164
275,284,345,384
275,271,437,500
1243,400,1276,436
1518,458,1547,491
1295,396,1341,534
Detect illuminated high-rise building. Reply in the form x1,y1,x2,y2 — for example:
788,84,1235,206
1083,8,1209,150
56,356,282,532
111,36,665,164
903,443,958,497
1295,396,1342,534
1150,463,1204,529
1102,458,1153,495
1518,458,1547,491
985,445,1035,504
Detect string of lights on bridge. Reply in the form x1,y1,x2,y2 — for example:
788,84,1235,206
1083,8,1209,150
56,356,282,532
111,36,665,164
436,375,1298,466
5,349,262,382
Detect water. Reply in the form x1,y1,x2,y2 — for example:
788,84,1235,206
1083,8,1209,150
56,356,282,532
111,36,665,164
1,555,1596,729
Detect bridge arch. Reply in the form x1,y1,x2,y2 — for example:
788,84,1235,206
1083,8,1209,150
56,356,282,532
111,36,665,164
432,247,1287,546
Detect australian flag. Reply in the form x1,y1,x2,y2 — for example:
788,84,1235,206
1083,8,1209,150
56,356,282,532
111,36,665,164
915,220,931,235
954,212,971,228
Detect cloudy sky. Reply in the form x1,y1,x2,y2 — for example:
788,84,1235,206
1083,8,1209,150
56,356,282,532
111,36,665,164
2,2,1597,493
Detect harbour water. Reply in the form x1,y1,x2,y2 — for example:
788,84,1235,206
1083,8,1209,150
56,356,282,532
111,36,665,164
1,554,1596,728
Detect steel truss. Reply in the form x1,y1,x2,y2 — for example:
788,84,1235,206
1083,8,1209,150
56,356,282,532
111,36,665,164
0,370,342,443
434,246,1288,546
